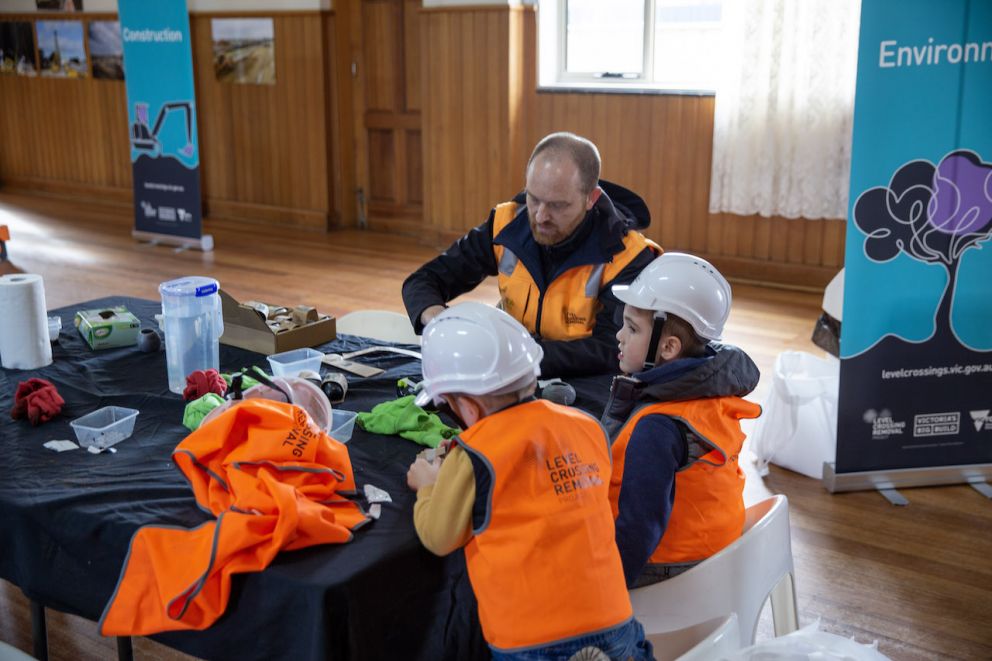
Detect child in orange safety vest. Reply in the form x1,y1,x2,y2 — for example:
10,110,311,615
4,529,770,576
604,253,761,588
406,302,653,661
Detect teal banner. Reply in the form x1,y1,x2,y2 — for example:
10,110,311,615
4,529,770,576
118,0,202,240
837,0,992,472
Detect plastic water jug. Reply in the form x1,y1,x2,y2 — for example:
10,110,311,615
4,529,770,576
159,276,224,394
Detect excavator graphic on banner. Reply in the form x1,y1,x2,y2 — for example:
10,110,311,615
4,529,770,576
130,101,196,158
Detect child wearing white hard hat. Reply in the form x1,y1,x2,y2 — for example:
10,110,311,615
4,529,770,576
406,302,652,661
606,252,761,587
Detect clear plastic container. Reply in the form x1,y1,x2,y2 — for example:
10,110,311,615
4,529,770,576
48,316,62,341
70,406,139,450
159,276,224,394
267,348,324,377
330,409,358,443
199,377,334,434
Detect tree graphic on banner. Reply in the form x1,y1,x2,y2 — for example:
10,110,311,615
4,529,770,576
853,150,992,341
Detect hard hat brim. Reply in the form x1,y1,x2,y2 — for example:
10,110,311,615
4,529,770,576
414,390,433,408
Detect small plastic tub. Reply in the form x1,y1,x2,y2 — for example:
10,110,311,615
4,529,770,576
267,348,324,377
48,316,62,341
70,406,139,450
330,409,358,443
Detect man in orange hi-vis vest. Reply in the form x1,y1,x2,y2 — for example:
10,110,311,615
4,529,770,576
100,399,369,636
405,302,653,661
402,132,660,378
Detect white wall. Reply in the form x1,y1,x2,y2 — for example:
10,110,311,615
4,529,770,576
1,0,332,13
422,0,536,6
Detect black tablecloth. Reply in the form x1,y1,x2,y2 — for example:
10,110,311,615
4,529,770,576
0,297,615,661
0,297,474,660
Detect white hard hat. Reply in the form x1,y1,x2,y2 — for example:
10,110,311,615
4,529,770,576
612,252,731,341
415,302,543,407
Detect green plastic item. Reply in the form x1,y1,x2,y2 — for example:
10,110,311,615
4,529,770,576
183,393,225,431
220,370,262,391
356,395,459,449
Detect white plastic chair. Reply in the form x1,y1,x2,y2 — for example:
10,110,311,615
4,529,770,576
0,641,36,661
649,613,740,660
629,495,799,646
335,310,420,345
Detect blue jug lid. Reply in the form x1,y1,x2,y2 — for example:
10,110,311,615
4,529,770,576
159,276,219,298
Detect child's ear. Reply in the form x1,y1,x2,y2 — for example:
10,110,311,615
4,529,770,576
465,397,484,423
657,335,683,362
451,394,485,427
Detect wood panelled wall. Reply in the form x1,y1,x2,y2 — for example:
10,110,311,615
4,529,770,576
421,6,527,238
2,3,845,287
0,11,343,231
0,14,132,203
420,5,845,289
191,13,333,229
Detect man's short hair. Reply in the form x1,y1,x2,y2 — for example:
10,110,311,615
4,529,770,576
527,132,601,194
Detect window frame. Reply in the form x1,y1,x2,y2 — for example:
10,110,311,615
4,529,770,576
538,0,718,96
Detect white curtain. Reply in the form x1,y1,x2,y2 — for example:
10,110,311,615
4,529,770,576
709,0,861,220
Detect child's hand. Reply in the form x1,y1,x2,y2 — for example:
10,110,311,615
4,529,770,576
407,457,442,491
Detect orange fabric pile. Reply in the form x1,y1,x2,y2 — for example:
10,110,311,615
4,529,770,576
100,399,368,635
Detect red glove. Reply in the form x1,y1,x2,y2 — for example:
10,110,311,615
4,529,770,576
183,369,228,402
11,378,65,426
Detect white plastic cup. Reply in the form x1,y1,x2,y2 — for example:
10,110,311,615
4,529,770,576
159,276,224,394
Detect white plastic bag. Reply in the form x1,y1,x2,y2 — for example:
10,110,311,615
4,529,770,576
724,620,890,660
750,351,839,479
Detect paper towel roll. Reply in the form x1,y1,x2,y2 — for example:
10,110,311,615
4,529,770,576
0,273,53,370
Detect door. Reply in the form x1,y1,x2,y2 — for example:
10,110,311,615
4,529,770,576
354,0,424,233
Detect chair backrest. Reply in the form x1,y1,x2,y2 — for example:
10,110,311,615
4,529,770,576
336,310,420,345
629,495,795,646
647,613,740,661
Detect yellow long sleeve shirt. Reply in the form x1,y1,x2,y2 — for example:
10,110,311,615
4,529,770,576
412,445,475,555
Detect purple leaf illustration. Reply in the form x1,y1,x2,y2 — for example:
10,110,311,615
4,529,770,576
928,152,992,236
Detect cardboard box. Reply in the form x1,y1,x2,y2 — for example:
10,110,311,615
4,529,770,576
219,289,336,355
75,306,141,350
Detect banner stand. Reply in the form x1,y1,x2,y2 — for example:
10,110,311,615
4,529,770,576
832,0,992,501
132,229,214,252
822,462,992,503
120,1,209,252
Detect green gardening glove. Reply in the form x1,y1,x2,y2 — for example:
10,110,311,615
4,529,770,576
183,392,225,431
356,395,460,449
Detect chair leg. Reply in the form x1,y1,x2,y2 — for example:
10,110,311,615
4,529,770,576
116,636,134,661
30,600,48,661
769,572,799,636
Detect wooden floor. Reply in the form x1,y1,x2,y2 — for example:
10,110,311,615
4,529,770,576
0,191,990,660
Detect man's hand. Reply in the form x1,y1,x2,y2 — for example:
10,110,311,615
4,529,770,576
420,305,446,328
407,456,442,491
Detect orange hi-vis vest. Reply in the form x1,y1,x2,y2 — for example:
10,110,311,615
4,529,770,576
457,399,633,651
492,202,658,340
608,397,761,564
100,399,368,636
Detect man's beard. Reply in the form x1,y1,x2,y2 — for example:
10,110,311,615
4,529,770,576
529,214,582,246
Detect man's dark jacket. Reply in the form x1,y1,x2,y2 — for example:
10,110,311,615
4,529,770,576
402,180,656,377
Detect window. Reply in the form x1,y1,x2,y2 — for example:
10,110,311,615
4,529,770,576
538,0,724,94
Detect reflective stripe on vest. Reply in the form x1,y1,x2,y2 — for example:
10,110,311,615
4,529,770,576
608,397,762,564
457,399,632,651
492,202,658,340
